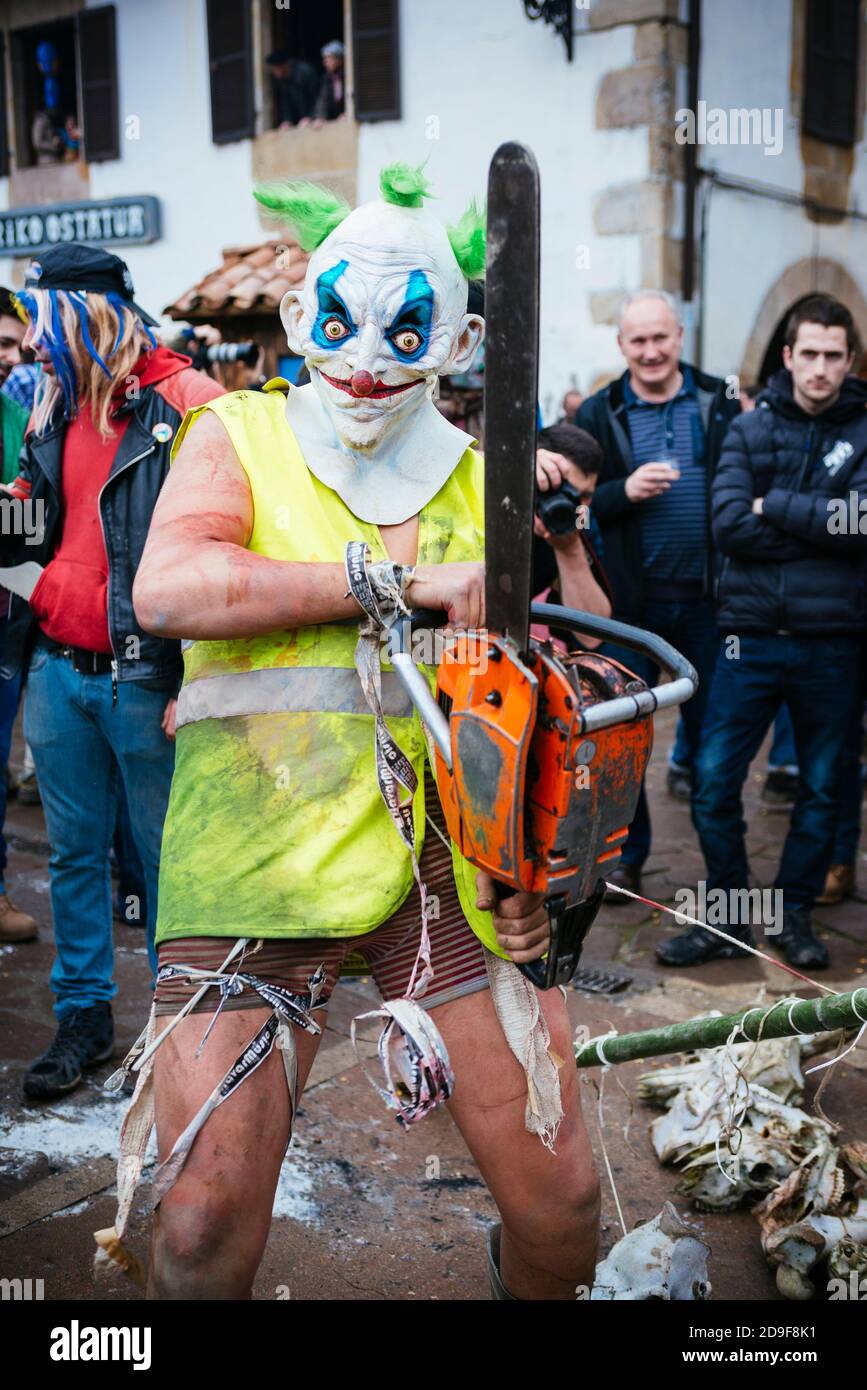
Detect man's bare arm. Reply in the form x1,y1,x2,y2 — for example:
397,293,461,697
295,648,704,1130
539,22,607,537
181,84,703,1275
133,412,362,639
133,411,486,639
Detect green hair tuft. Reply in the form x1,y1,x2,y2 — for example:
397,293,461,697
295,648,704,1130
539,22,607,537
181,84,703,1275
379,161,434,208
252,180,351,252
447,198,487,281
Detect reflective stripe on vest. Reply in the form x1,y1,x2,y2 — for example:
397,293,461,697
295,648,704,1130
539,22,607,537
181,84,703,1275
176,665,414,728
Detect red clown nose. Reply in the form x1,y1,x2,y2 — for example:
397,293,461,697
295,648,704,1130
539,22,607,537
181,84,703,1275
351,370,375,397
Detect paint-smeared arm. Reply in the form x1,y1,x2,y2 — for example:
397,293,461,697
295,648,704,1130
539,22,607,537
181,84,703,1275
133,411,364,640
133,410,486,639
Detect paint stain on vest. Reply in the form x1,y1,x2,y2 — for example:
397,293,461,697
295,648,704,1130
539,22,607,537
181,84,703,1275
424,515,456,565
269,630,301,666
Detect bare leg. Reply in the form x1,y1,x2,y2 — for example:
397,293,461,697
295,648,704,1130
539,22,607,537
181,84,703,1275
432,985,600,1300
148,1007,324,1299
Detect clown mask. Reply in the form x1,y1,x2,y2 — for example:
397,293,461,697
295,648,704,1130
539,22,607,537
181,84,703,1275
255,165,486,523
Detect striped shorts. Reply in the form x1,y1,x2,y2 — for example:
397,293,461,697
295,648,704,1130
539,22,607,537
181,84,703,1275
154,789,490,1017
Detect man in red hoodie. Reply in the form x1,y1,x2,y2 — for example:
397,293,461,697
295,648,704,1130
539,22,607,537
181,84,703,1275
0,246,223,1098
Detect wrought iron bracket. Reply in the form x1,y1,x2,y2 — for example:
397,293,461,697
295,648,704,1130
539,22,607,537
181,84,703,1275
522,0,573,62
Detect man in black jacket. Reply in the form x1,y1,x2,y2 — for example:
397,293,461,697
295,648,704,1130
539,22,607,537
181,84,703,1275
266,49,320,128
659,295,867,969
575,290,740,895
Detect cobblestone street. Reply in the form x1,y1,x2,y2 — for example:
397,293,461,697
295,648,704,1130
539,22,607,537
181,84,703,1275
1,708,864,1301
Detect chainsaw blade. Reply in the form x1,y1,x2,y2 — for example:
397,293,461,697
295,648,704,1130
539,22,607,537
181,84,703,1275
484,142,540,655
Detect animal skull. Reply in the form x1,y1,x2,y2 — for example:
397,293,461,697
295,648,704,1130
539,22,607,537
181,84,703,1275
591,1202,711,1301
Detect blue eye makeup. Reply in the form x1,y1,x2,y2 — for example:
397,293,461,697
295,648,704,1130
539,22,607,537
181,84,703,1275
387,269,434,362
311,260,357,350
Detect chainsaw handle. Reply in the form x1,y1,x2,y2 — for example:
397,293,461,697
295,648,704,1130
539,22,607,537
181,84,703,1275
387,604,697,758
386,614,453,769
398,608,449,631
531,601,697,733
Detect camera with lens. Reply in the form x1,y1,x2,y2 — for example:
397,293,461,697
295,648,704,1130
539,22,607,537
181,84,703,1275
203,341,260,366
536,479,584,535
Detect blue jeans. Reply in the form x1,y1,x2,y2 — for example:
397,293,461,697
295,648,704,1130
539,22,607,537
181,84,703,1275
0,615,22,885
113,778,148,924
671,702,798,772
767,703,797,772
604,597,720,867
692,634,862,913
23,649,175,1018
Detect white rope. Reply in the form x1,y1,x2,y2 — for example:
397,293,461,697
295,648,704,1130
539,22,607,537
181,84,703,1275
604,880,836,996
593,1068,628,1238
804,989,867,1075
128,937,252,1074
424,812,452,852
593,1029,619,1067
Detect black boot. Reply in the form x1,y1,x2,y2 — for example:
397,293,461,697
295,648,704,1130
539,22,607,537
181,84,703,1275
776,908,829,970
656,923,753,967
666,766,692,802
603,862,642,904
761,769,798,809
23,1004,114,1100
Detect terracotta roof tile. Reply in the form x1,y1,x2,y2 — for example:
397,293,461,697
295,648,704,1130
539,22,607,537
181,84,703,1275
222,261,253,288
263,276,293,305
164,239,309,319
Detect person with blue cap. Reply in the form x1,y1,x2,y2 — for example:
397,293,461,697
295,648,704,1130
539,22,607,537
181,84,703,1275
0,245,223,1099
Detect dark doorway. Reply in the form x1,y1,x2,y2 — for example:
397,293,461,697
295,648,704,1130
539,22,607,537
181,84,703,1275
272,0,343,67
757,299,808,385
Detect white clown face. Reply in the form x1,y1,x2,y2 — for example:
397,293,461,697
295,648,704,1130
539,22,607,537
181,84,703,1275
280,201,483,452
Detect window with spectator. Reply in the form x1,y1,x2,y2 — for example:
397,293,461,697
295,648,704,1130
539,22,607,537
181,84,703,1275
265,0,345,130
8,9,119,167
11,23,80,168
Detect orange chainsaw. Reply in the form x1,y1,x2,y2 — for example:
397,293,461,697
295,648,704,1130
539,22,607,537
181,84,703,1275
387,143,697,989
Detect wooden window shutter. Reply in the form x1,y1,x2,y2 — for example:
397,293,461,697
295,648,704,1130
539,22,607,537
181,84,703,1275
353,0,401,122
803,0,861,147
206,0,255,145
0,34,8,179
77,5,120,162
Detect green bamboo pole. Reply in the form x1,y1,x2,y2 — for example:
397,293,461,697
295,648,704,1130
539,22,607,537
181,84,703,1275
573,988,867,1068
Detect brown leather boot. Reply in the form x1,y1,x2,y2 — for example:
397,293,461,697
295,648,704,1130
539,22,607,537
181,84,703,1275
815,864,856,907
0,893,38,942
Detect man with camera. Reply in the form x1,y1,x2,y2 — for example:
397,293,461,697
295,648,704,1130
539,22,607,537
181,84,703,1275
172,325,266,392
575,290,741,897
533,422,612,640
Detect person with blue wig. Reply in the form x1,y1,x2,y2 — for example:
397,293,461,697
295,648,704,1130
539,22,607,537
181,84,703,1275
0,244,223,1099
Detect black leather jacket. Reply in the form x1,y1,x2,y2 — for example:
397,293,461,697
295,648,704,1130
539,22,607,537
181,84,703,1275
1,363,222,686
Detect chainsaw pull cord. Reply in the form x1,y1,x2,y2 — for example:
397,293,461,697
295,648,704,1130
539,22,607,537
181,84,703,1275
344,541,454,1124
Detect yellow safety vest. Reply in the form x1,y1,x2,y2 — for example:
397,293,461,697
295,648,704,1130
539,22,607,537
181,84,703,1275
155,380,507,959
